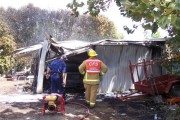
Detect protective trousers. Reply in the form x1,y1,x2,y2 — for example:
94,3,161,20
84,84,99,107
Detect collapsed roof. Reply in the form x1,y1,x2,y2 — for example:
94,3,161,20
14,38,166,59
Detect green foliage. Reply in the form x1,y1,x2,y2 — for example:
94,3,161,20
118,0,180,35
68,15,118,41
0,20,16,73
116,32,124,39
15,58,28,71
0,56,9,74
123,25,138,34
152,31,161,38
0,21,16,55
67,0,111,16
67,0,84,17
166,34,180,55
0,35,16,56
67,0,180,35
96,15,118,39
166,108,180,120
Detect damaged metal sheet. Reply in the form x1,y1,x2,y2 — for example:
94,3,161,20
14,43,43,56
13,38,166,94
96,45,152,93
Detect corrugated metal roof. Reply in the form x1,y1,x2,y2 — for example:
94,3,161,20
16,44,43,54
90,39,166,46
14,38,166,56
13,43,43,58
52,40,90,50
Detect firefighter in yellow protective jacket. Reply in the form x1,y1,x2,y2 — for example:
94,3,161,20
79,49,107,108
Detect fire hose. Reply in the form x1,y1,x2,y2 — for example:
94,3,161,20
66,101,90,120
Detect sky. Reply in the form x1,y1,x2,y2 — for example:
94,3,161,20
0,0,168,40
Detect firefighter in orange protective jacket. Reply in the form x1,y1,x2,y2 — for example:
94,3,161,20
79,49,107,108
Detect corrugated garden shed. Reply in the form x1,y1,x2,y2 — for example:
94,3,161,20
14,38,166,94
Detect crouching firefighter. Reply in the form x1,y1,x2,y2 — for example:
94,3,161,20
79,49,107,108
46,57,67,100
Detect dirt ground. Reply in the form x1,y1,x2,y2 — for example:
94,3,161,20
0,77,179,120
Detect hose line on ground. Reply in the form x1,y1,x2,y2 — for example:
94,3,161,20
67,101,90,120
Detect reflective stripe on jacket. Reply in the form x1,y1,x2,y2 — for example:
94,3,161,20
83,73,100,84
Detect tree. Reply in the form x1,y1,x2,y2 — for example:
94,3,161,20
69,15,119,41
4,4,41,46
1,4,118,45
96,15,118,39
67,0,111,17
68,0,179,33
152,31,161,38
0,20,16,74
67,0,180,54
116,32,124,39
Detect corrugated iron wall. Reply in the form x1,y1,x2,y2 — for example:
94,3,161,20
95,45,153,93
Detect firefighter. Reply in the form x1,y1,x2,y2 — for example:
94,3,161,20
46,57,67,97
79,49,107,108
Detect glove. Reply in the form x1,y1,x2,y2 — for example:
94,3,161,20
100,71,105,76
45,73,50,79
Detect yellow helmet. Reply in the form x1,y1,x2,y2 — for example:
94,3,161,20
88,49,98,57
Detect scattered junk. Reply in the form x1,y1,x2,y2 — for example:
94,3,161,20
125,56,180,103
26,75,34,83
15,70,34,93
22,82,33,93
42,94,65,115
116,89,148,101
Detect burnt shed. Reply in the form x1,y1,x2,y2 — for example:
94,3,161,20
14,38,166,94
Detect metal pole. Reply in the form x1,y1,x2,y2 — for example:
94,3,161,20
10,55,12,75
143,59,148,80
129,60,135,83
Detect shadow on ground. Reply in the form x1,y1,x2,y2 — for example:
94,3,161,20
0,90,179,120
